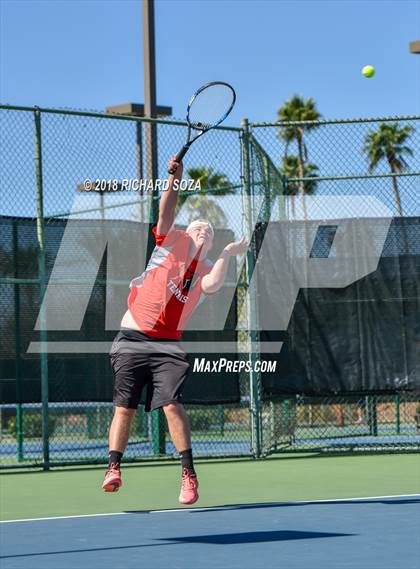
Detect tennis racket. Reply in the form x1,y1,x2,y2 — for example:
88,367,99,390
168,81,236,174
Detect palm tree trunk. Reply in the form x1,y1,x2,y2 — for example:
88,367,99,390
389,162,408,255
296,129,308,221
391,173,403,217
291,193,296,220
296,129,310,261
287,181,297,220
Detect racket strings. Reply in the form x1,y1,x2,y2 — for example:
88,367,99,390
188,84,235,130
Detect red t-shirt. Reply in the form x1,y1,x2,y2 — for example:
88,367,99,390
127,226,213,340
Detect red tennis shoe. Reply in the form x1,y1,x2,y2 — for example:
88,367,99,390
179,468,199,505
102,464,122,492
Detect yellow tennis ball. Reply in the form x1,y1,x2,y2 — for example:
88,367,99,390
362,65,375,78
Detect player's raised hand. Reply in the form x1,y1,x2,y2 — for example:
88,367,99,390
224,236,248,256
167,156,183,177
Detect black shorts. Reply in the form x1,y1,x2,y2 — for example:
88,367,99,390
109,328,190,412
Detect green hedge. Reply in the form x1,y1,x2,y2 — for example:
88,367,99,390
8,413,57,438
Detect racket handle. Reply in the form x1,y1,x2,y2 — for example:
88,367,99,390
168,145,189,174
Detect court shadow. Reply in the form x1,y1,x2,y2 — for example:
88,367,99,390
0,544,168,559
0,529,353,559
160,529,353,545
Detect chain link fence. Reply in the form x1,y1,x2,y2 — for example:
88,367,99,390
0,105,419,468
260,393,419,456
249,115,420,456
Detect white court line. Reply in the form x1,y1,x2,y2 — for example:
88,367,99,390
1,494,419,524
0,512,130,524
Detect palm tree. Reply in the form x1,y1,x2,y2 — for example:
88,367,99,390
277,96,321,218
184,168,231,198
178,167,235,226
280,155,319,219
363,123,414,217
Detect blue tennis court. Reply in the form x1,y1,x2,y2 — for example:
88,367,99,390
1,495,419,569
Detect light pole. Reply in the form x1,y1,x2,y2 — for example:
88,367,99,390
142,0,167,456
105,103,172,222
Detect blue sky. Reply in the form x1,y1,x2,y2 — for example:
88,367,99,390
1,0,419,123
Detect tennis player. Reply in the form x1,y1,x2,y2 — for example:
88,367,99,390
102,156,247,504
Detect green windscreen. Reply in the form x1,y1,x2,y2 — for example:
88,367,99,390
0,217,240,405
